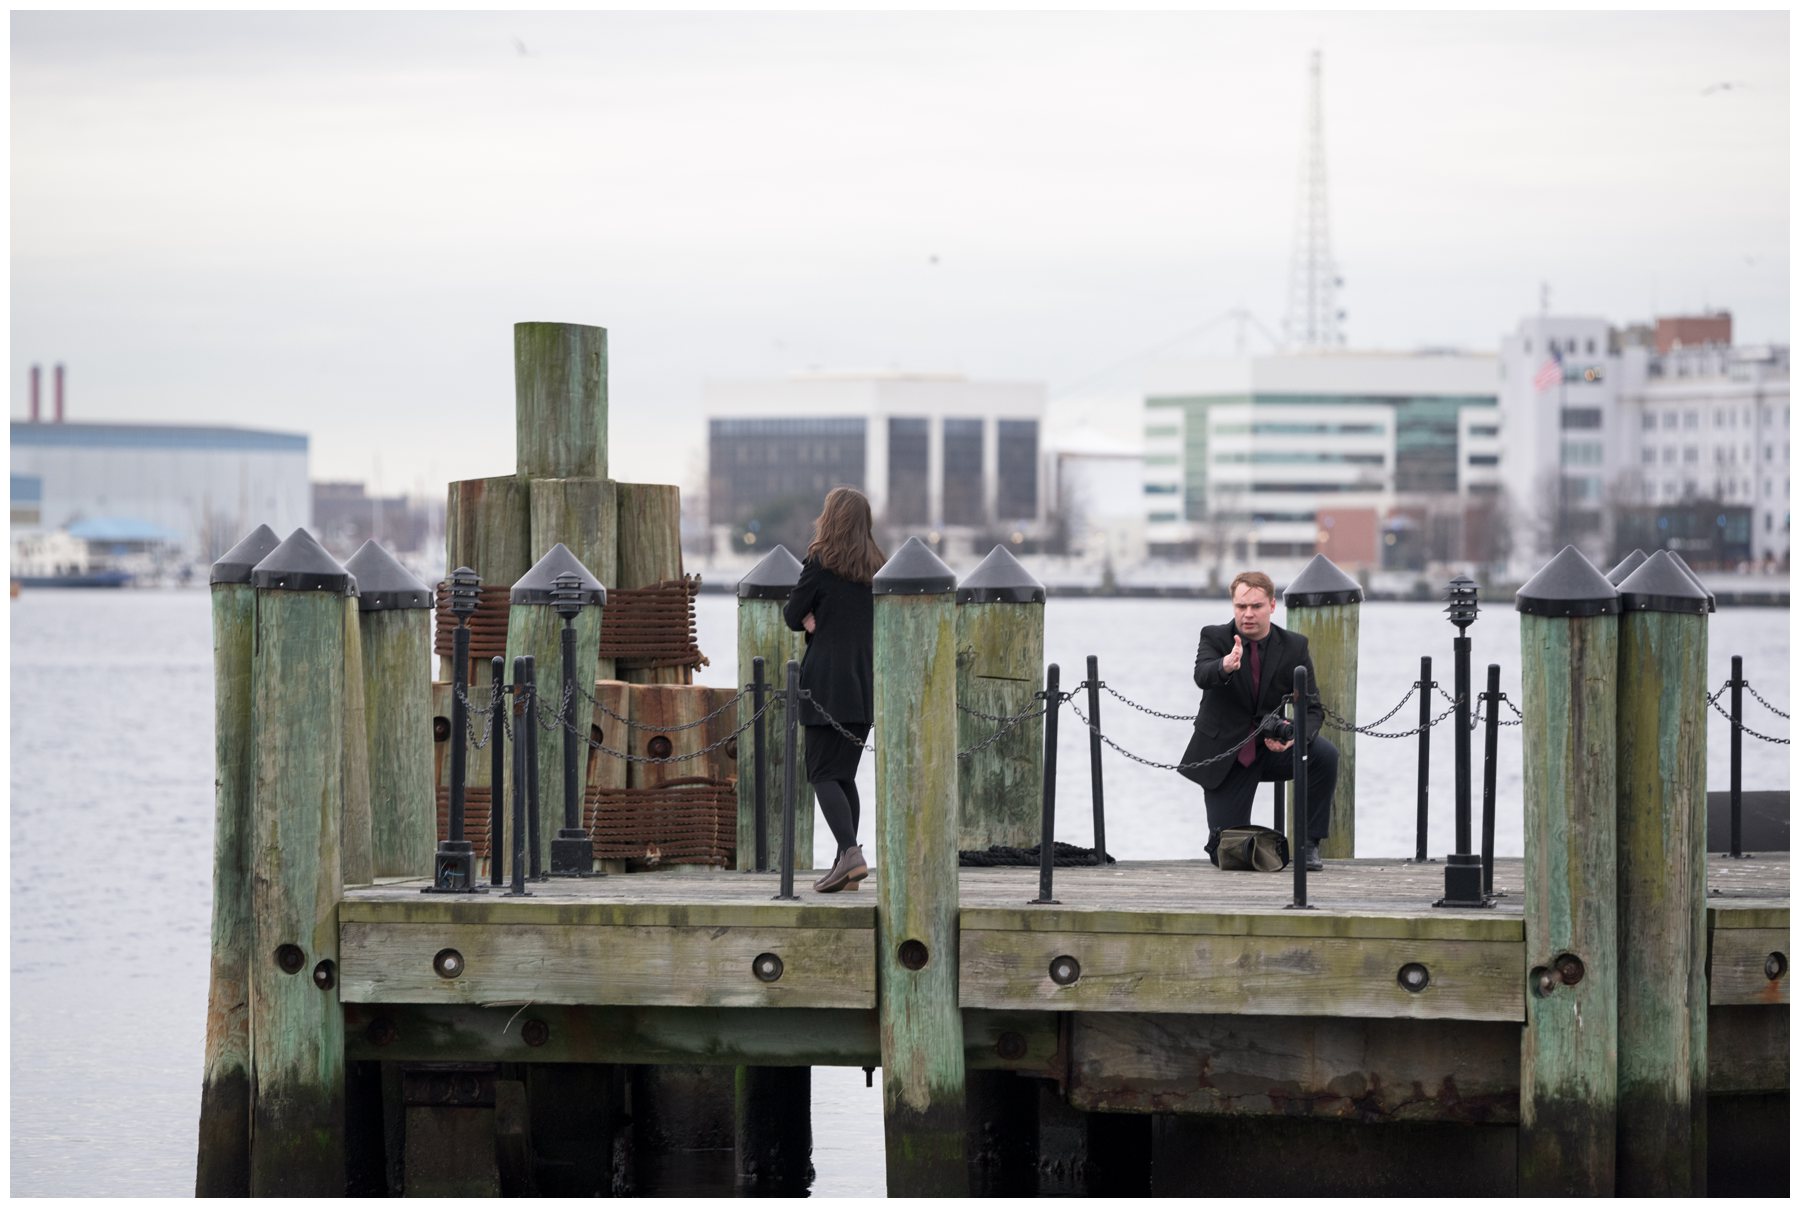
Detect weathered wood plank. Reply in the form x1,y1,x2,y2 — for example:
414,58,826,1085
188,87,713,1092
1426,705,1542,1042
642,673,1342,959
1518,605,1619,1195
339,892,872,930
955,600,1044,851
961,903,1521,942
1707,1005,1789,1093
515,321,608,481
959,928,1522,1021
625,683,740,791
1067,1012,1520,1123
873,550,969,1195
362,608,435,879
1709,926,1790,1005
338,921,874,1008
1284,599,1359,859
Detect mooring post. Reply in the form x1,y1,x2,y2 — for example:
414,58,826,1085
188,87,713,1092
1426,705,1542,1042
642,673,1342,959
246,528,352,1195
506,543,606,875
1615,551,1710,1195
196,523,279,1197
1280,553,1362,859
954,545,1047,851
1515,545,1620,1195
615,482,688,684
345,540,436,879
871,536,968,1196
736,545,808,870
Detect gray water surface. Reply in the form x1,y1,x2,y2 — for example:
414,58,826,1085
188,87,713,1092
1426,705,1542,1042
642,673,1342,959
10,589,1788,1196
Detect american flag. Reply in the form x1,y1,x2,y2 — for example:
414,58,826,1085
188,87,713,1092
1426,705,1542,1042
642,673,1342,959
1532,351,1565,392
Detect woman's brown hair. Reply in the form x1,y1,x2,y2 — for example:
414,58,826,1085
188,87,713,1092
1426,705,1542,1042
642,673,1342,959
808,486,887,583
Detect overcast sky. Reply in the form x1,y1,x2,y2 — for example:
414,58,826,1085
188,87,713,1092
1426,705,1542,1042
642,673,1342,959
11,10,1789,497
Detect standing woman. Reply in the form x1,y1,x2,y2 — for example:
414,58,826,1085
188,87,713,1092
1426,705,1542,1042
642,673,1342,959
784,486,886,893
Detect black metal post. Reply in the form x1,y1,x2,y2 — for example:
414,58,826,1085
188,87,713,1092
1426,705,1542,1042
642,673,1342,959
1437,578,1485,909
1085,655,1106,864
1272,779,1286,834
1481,663,1501,898
1454,632,1472,855
427,569,482,894
1288,669,1311,910
1031,664,1061,905
524,656,543,879
1415,656,1432,863
774,659,799,901
507,656,531,898
551,596,594,877
753,656,769,873
489,656,505,887
1730,654,1745,859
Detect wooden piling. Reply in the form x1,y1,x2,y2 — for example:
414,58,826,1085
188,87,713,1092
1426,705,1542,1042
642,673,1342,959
1514,546,1619,1195
515,321,608,481
247,529,352,1195
735,546,809,868
505,543,607,873
1614,552,1710,1195
615,482,688,685
530,478,619,681
955,546,1046,852
1281,554,1362,859
196,524,279,1197
872,536,969,1195
340,589,374,887
733,1066,813,1192
346,541,437,879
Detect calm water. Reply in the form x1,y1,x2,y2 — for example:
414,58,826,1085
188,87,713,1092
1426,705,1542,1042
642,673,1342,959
10,589,1790,1196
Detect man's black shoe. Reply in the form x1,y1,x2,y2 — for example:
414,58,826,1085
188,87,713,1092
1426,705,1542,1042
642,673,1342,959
1205,830,1221,868
1304,843,1324,872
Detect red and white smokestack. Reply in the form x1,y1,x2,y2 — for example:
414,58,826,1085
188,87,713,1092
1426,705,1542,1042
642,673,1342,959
29,364,40,423
54,363,65,423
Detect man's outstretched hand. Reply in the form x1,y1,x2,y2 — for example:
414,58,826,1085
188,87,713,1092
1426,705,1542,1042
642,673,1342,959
1222,634,1243,674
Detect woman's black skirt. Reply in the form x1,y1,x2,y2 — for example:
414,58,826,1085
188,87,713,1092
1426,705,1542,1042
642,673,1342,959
804,722,870,785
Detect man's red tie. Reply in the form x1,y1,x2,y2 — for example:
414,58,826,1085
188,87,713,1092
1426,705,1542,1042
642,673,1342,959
1236,639,1262,766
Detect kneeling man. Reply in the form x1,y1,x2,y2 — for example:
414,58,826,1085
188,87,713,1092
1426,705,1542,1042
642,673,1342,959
1179,571,1338,871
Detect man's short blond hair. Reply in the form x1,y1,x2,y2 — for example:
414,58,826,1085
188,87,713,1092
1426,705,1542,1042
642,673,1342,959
1230,571,1276,603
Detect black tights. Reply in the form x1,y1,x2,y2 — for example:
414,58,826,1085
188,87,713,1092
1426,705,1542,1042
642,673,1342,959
813,777,861,856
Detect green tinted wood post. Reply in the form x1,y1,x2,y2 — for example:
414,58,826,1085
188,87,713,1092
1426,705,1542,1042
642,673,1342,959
340,591,374,886
1614,552,1710,1195
1515,547,1620,1196
248,530,352,1195
346,541,437,879
196,524,278,1197
735,546,810,870
1281,554,1363,859
505,544,607,875
515,321,608,481
872,537,968,1196
615,482,688,685
530,479,619,682
954,546,1046,851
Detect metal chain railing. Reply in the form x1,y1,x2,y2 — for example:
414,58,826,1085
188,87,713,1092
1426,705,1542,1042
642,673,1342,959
1743,680,1789,720
455,683,504,750
958,702,1051,760
1315,682,1426,736
1707,679,1789,745
1066,698,1271,774
580,681,755,732
794,688,875,751
1095,681,1197,722
540,687,775,764
1319,696,1463,740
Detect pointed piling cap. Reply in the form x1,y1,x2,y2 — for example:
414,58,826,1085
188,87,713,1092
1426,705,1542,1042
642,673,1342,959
209,524,281,585
1666,550,1718,613
250,527,352,594
510,543,606,607
1514,545,1619,618
1281,553,1364,608
737,543,804,600
345,540,432,611
1605,549,1648,586
872,535,956,596
957,545,1046,604
1617,550,1710,615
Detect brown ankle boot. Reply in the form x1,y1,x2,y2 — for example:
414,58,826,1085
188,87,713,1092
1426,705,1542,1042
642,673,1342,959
814,845,867,894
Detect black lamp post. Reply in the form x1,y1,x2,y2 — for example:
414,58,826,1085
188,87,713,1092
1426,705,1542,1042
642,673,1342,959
1436,574,1488,909
427,566,486,894
550,571,598,877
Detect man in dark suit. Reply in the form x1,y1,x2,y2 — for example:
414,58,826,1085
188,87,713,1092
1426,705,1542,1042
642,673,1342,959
1178,570,1337,871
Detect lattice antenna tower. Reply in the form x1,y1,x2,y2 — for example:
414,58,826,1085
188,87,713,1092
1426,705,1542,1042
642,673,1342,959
1282,50,1344,350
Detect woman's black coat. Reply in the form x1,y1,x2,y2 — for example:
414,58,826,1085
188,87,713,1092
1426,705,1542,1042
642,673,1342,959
783,556,874,727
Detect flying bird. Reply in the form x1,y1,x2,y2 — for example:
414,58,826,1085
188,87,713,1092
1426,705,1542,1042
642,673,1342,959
513,37,535,57
1700,81,1746,96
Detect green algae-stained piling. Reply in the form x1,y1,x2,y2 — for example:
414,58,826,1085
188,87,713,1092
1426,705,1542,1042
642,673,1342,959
529,478,619,681
340,587,375,887
196,523,279,1197
954,545,1046,851
735,545,809,869
1615,552,1710,1195
505,543,607,874
615,482,688,685
872,536,969,1196
1514,546,1619,1196
515,321,608,480
1282,553,1363,859
248,529,352,1195
345,541,436,879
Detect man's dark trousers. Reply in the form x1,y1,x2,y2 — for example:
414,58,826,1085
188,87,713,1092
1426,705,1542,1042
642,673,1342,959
1203,733,1338,843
